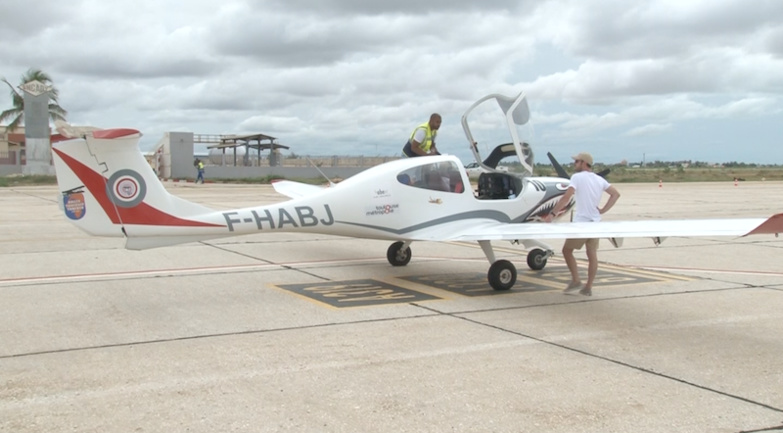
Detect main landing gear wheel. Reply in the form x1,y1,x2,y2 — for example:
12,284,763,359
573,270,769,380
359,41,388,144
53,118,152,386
387,241,412,266
488,259,517,291
526,248,548,271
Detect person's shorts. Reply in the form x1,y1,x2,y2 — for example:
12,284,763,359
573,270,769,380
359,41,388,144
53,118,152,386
564,238,599,250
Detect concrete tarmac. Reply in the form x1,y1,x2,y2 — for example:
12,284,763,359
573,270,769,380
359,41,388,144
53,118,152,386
1,180,782,433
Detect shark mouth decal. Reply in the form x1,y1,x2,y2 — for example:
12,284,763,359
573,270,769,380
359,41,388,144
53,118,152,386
525,197,563,222
519,179,573,222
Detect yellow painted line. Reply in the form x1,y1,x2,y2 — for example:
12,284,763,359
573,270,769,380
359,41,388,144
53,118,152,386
596,263,694,281
626,266,783,277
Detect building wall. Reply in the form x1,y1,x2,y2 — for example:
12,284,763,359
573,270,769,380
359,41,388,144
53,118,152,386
0,165,22,176
169,132,194,179
22,92,53,175
0,126,7,154
0,129,387,181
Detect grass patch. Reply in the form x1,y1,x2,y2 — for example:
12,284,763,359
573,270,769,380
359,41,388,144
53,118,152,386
534,166,783,183
0,175,57,187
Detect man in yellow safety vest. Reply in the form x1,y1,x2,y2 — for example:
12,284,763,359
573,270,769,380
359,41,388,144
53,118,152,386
402,113,442,157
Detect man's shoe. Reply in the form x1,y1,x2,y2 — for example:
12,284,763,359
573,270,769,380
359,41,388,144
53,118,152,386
563,281,582,294
579,287,592,296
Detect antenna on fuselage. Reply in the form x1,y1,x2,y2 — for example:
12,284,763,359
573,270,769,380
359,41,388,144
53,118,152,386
306,157,336,186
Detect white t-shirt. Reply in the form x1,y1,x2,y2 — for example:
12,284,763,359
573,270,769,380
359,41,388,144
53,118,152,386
569,171,610,222
412,127,433,145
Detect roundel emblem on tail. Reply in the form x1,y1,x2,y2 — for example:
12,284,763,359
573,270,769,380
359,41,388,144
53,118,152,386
106,169,147,208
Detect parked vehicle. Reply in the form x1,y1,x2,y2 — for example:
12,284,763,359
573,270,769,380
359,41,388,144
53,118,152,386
464,162,508,177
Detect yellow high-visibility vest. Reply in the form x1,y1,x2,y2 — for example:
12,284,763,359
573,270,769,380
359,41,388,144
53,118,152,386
409,122,436,153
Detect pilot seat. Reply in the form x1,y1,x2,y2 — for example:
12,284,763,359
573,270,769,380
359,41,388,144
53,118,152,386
477,172,522,199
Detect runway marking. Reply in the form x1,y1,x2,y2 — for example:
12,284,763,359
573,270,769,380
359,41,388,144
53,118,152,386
273,263,694,307
598,263,694,281
401,265,687,297
0,263,284,286
0,256,482,288
274,279,441,308
626,265,783,277
400,273,505,297
3,253,696,311
0,257,392,287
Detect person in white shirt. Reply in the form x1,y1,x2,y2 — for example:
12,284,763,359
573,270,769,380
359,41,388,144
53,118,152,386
544,152,620,296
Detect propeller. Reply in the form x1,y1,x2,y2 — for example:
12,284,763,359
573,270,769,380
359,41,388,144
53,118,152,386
546,152,610,179
547,152,570,179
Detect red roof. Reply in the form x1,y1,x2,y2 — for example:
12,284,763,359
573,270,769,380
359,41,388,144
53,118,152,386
92,128,140,139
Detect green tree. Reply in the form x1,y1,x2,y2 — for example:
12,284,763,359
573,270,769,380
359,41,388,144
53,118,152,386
1,68,67,132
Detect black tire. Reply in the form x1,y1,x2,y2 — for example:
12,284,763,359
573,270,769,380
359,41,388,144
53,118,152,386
526,249,548,271
488,259,517,291
387,241,412,266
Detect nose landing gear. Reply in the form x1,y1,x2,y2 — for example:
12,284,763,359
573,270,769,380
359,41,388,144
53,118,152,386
386,240,552,292
386,241,412,266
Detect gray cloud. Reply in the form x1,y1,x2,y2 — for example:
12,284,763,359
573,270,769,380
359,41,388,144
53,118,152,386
0,0,73,39
1,0,782,163
541,0,783,61
262,0,526,15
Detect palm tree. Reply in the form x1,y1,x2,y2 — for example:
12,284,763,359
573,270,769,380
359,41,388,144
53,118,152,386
1,68,67,132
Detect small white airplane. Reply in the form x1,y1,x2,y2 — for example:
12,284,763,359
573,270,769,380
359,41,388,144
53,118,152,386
51,92,782,291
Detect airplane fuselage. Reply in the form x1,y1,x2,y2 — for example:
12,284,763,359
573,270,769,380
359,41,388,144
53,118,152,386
124,155,573,244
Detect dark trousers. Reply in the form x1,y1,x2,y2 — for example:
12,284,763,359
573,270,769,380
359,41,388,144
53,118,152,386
402,141,418,157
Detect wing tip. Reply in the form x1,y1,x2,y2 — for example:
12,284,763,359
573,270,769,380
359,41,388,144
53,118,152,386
744,213,783,236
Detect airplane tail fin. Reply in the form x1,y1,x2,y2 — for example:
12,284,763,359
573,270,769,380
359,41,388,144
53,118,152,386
52,129,222,247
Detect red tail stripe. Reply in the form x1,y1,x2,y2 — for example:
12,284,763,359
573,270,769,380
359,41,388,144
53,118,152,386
92,128,141,139
53,148,223,227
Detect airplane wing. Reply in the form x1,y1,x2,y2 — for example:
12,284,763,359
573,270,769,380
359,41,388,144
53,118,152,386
272,180,327,199
443,214,783,242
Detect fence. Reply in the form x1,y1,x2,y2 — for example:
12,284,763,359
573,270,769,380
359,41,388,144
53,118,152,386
0,152,403,180
271,155,399,168
197,155,402,181
206,154,400,168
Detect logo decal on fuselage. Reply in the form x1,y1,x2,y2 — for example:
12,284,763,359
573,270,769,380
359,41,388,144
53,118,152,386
373,188,391,199
366,203,399,216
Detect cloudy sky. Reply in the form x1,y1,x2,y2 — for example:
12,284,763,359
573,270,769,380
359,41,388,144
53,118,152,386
2,0,782,165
